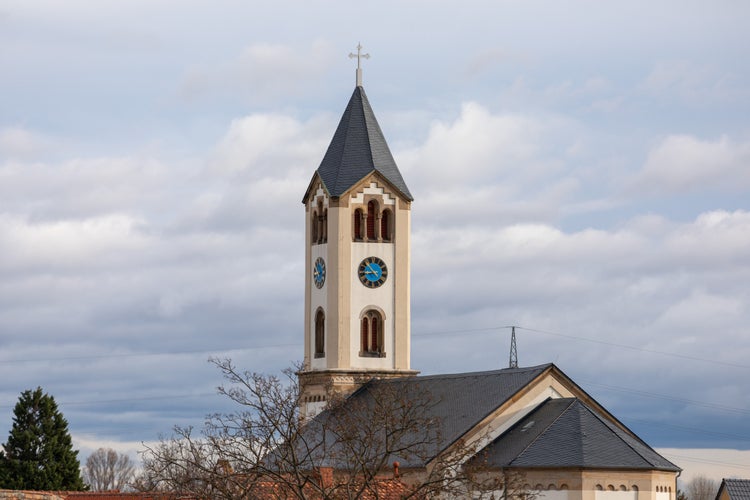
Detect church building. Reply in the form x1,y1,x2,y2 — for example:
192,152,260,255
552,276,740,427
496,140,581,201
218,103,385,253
297,50,680,499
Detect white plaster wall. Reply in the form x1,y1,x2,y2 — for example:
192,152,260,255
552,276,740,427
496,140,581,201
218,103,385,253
538,490,571,500
656,492,670,500
308,188,329,370
477,489,572,500
596,490,638,500
309,242,328,370
350,242,395,369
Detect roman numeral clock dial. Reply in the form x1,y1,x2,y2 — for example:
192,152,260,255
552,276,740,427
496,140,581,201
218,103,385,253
358,256,387,288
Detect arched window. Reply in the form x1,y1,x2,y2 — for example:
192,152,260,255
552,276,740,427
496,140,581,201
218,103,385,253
314,309,325,357
381,209,392,242
366,200,377,240
360,309,383,356
311,210,318,244
354,208,364,241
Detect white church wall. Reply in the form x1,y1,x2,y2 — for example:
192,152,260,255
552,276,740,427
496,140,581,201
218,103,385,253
538,489,572,500
595,488,638,500
349,241,395,370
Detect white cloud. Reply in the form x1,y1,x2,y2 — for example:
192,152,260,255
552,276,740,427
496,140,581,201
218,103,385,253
639,61,743,105
0,127,51,158
180,40,336,104
0,214,149,273
210,112,329,178
632,135,750,194
401,102,585,227
1,0,749,459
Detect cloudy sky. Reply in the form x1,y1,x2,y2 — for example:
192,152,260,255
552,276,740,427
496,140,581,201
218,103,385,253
1,0,749,481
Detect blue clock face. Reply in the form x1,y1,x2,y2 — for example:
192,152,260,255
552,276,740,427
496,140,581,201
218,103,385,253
358,257,387,288
313,257,326,289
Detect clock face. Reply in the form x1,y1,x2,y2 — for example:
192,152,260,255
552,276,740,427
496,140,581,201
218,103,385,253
358,256,388,288
313,257,326,289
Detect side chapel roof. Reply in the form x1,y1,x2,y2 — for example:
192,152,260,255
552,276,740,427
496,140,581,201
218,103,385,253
472,397,680,471
307,85,412,202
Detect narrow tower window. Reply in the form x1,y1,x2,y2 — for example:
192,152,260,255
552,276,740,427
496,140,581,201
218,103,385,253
316,201,325,244
311,210,318,244
370,315,379,351
321,208,328,244
314,309,325,357
354,208,364,241
381,209,392,242
366,200,377,241
361,317,369,352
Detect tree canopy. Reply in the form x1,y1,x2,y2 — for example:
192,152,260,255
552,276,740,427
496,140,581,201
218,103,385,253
0,387,85,491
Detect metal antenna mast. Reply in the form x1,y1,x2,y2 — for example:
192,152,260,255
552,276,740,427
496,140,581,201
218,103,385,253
509,326,518,368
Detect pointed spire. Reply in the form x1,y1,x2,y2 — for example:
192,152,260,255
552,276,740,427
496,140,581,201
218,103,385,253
313,85,412,201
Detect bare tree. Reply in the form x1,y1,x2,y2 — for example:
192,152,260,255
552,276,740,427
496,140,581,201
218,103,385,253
686,475,718,500
83,447,136,492
140,358,525,499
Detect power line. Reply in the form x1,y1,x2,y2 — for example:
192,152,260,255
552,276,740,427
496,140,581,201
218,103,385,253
659,452,750,470
578,379,750,416
517,326,750,370
0,392,219,410
626,418,750,441
0,324,746,373
0,343,297,364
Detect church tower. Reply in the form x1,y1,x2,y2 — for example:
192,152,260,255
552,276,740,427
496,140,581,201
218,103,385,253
299,51,417,417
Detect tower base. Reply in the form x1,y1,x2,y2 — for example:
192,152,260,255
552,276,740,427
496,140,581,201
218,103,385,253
298,369,419,420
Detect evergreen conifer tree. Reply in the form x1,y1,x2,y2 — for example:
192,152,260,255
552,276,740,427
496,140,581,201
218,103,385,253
0,387,85,491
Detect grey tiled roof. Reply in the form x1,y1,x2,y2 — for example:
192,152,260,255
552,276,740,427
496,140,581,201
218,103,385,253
721,479,750,500
472,397,680,471
315,86,412,201
307,364,552,468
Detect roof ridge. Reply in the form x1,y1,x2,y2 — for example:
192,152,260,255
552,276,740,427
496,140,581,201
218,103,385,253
412,363,553,381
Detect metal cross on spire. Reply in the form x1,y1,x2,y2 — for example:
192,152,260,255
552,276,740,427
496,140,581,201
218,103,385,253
349,43,370,87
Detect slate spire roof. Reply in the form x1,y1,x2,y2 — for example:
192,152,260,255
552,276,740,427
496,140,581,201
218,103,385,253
312,85,413,201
